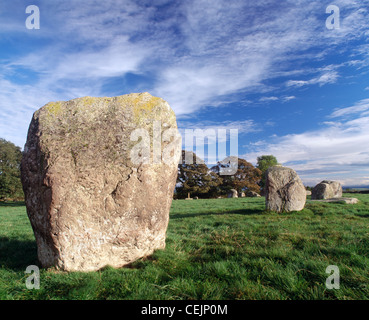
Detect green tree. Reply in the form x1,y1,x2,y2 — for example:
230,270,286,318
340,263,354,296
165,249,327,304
0,138,24,200
256,155,279,189
176,150,222,199
211,156,262,194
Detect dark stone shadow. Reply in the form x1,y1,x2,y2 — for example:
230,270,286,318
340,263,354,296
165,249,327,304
170,208,265,219
0,201,26,208
0,237,38,271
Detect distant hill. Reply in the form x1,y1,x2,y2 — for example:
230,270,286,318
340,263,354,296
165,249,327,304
343,186,369,194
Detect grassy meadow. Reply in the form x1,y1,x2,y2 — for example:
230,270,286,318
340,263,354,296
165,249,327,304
0,195,368,300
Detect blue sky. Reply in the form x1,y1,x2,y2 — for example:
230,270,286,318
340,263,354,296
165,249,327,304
1,0,369,186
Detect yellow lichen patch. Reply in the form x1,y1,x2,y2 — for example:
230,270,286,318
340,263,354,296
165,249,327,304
114,93,163,123
133,96,162,120
80,96,97,107
46,102,63,116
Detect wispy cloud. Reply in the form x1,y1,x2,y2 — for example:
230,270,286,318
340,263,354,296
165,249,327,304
330,98,369,118
243,97,369,186
259,96,296,103
1,0,369,150
286,71,339,88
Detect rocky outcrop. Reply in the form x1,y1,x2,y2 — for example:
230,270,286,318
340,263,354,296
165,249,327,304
265,166,306,213
21,93,181,272
311,181,342,200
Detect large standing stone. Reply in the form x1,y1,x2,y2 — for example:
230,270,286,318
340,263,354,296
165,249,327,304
21,93,181,272
311,181,342,200
265,166,306,213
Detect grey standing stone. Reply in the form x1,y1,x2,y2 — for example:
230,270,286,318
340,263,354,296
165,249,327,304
21,93,181,271
228,189,238,198
311,181,342,200
265,166,306,213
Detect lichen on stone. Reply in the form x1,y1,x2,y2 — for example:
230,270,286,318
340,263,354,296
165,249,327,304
46,102,63,116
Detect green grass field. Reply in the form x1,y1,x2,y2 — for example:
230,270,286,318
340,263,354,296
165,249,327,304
0,195,368,300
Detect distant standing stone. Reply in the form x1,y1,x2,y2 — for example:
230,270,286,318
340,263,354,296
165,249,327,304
21,93,181,272
228,189,238,198
311,181,342,200
246,190,261,198
265,166,306,213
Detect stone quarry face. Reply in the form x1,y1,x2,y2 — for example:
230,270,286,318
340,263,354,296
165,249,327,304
265,166,306,213
21,93,181,272
311,180,342,200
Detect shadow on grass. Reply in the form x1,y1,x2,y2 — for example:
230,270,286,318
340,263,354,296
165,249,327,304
0,237,38,271
170,207,265,219
0,201,26,207
357,214,369,218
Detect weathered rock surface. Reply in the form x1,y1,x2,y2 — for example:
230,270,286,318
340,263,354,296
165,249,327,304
21,93,181,271
228,189,238,198
311,181,342,200
265,166,306,213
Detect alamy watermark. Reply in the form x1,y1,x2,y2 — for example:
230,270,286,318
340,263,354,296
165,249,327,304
25,5,40,30
326,5,340,30
129,121,239,175
25,265,40,289
325,265,340,290
23,5,341,31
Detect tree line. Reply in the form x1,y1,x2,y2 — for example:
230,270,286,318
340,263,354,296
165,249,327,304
175,150,278,199
0,138,24,200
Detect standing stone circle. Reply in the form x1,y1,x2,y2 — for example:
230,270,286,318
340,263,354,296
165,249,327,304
21,92,181,272
265,166,306,213
311,180,342,200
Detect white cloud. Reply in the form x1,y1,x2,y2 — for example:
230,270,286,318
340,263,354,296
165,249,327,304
330,98,369,118
286,71,339,88
259,96,296,103
259,96,279,102
243,98,369,186
1,0,369,150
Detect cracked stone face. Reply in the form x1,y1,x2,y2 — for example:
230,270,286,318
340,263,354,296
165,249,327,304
265,166,306,213
311,180,342,200
21,93,181,271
